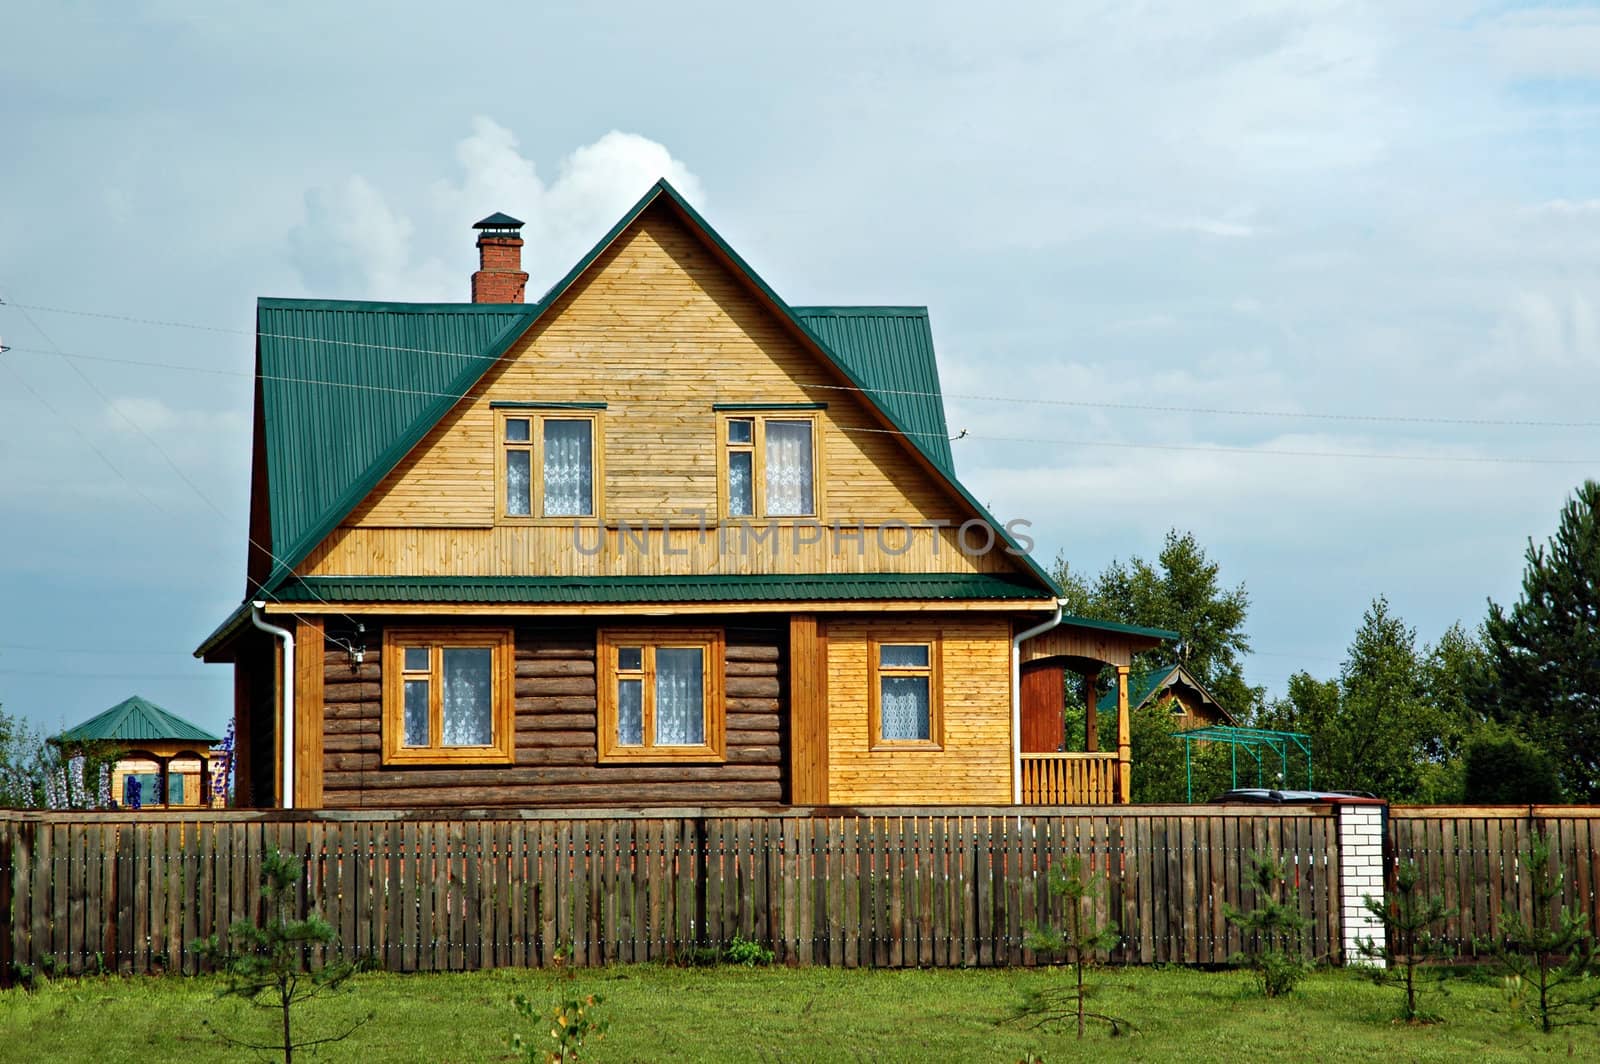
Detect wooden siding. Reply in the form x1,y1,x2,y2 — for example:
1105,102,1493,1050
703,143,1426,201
315,619,783,808
1019,625,1160,669
1019,662,1064,753
824,617,1012,805
788,614,827,804
294,617,324,807
299,206,1023,580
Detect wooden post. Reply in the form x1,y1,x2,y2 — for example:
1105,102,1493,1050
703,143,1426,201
1116,666,1131,804
1083,672,1100,753
294,617,325,809
788,615,828,805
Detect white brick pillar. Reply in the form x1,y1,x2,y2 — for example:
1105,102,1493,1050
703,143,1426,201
1335,800,1388,967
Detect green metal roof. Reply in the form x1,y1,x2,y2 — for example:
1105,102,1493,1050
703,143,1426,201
791,307,954,475
56,695,220,745
1057,613,1179,642
1125,664,1182,710
256,300,537,591
268,572,1053,605
208,180,1060,657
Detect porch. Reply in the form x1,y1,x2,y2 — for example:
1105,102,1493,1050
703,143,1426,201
1016,614,1176,805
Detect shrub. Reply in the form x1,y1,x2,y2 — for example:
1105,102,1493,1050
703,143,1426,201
1462,730,1562,803
724,935,775,967
514,992,608,1064
1225,851,1313,997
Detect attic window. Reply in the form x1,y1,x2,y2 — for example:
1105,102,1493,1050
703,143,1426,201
720,414,817,519
498,411,601,521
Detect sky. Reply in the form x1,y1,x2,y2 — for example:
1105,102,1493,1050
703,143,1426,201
2,1,1598,736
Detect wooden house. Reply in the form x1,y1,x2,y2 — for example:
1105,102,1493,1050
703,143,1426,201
195,181,1173,809
55,695,222,809
1124,663,1237,730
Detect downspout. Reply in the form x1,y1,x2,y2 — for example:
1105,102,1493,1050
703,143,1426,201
250,602,295,810
1012,600,1064,804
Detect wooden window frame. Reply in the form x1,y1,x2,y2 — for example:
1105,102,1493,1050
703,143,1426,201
597,628,726,764
495,410,605,524
868,633,944,751
381,627,515,765
716,413,823,521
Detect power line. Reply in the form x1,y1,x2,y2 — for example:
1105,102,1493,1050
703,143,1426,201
1,292,356,632
9,340,1587,464
6,299,1598,431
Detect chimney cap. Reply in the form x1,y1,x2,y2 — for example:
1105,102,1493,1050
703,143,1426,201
473,212,525,231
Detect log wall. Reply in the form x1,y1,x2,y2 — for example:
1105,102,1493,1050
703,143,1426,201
316,619,785,808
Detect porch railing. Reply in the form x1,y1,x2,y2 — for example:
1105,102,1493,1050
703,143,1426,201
1019,752,1119,804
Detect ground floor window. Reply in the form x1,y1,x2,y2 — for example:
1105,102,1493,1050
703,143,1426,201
869,634,943,749
597,628,725,763
381,628,515,765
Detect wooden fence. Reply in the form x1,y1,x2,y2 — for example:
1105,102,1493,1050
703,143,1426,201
0,806,1340,980
1387,805,1600,957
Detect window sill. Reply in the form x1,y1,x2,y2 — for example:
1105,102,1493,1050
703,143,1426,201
382,746,515,767
868,741,945,753
597,747,727,765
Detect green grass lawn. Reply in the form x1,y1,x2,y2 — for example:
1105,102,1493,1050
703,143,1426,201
3,964,1596,1063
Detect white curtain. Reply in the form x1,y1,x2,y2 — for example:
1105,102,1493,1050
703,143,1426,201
654,648,705,745
506,450,532,516
764,421,813,516
442,648,493,745
881,676,931,740
402,679,430,746
728,451,754,516
543,419,593,516
617,679,644,746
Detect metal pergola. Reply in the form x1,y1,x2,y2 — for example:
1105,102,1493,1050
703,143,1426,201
1176,725,1314,802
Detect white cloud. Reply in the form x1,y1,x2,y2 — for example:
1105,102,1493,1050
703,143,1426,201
288,120,705,302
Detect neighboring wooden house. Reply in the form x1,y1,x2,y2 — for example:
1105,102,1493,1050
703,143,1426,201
1124,663,1237,730
195,181,1172,809
55,695,222,809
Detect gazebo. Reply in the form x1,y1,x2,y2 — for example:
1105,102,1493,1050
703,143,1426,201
55,696,222,809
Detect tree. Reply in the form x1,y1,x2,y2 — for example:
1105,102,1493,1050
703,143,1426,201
1016,855,1129,1038
198,848,367,1063
1225,851,1313,997
1480,834,1600,1033
1462,729,1562,804
1483,481,1600,801
1356,861,1455,1022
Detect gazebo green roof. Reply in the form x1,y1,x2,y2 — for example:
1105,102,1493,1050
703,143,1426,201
55,695,220,745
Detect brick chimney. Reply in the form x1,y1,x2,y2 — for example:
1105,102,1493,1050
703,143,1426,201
471,212,528,303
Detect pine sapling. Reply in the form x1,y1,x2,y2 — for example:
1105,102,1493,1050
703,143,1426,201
1355,860,1455,1022
1015,854,1130,1038
1225,851,1313,997
1479,833,1600,1033
196,847,368,1063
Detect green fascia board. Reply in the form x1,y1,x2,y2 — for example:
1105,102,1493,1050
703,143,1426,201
710,402,828,411
56,695,221,745
253,178,1056,601
269,572,1053,605
489,401,607,409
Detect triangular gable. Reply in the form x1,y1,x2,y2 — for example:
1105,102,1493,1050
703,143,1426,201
1127,663,1237,725
253,179,1058,597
